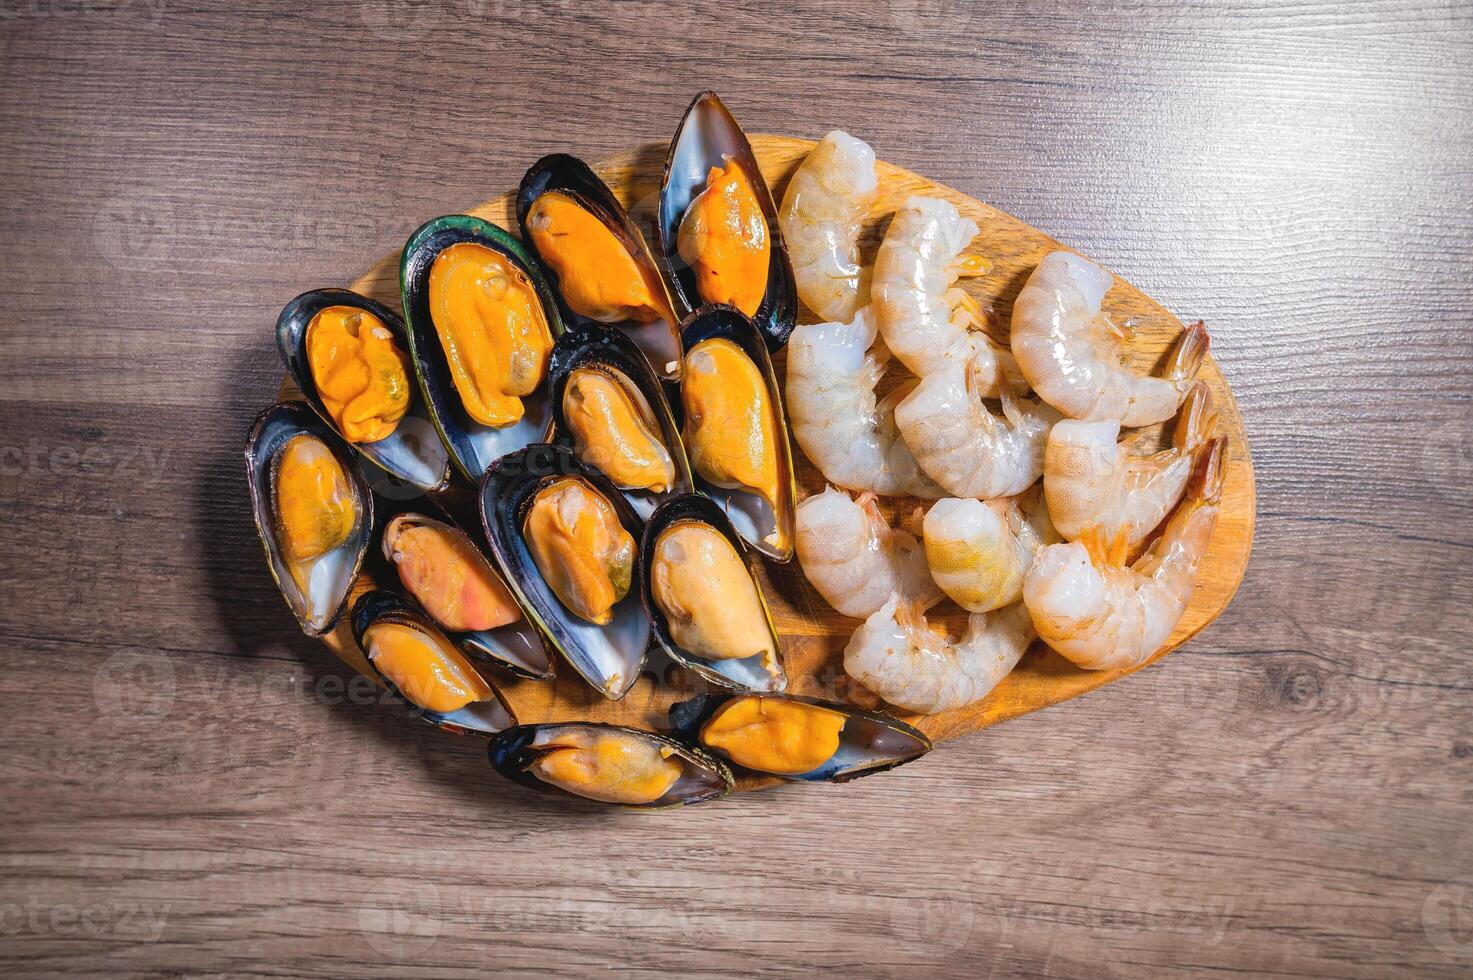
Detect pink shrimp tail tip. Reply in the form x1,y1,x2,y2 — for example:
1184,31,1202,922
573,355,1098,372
1189,437,1227,505
892,597,930,632
1167,321,1210,381
1173,380,1220,451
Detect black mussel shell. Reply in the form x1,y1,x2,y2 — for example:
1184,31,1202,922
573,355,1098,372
658,90,797,351
488,723,733,809
639,493,786,693
517,154,683,377
546,322,693,519
677,305,797,561
350,589,518,735
399,214,564,482
668,693,932,783
244,401,373,637
276,288,452,493
370,499,555,680
479,444,649,700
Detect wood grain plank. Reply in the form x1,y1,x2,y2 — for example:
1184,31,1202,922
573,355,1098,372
1,0,1469,976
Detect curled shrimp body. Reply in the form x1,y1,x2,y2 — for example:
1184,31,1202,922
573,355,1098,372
923,489,1057,613
777,130,879,323
893,357,1061,498
1046,381,1217,547
786,307,944,499
843,595,1035,714
796,487,940,619
1024,439,1225,671
1012,251,1208,426
872,195,1019,396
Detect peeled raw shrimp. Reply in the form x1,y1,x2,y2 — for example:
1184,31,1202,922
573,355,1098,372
872,195,1019,396
893,353,1061,498
1023,438,1225,671
1012,251,1208,426
786,306,944,499
1046,381,1218,547
795,487,940,619
778,130,878,323
843,595,1035,714
923,488,1057,613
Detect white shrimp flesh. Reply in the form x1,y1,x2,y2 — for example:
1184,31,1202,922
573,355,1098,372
1024,438,1225,670
1045,380,1217,547
778,130,878,323
923,488,1057,613
871,195,1020,395
893,355,1060,498
843,595,1035,714
1011,251,1208,426
786,306,945,499
795,486,940,619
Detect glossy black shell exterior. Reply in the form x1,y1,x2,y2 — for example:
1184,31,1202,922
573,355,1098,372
638,493,786,693
275,287,452,493
668,693,932,783
546,322,693,518
368,498,556,680
658,90,797,351
487,723,734,809
677,305,797,562
244,401,373,637
399,214,565,482
516,154,683,377
479,444,650,700
350,589,519,736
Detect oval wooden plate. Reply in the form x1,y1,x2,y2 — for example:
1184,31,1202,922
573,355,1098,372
293,134,1256,791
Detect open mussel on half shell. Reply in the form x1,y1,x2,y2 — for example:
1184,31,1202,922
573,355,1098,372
399,214,565,482
479,444,650,700
351,590,518,735
676,306,797,561
639,494,786,693
488,723,733,808
245,402,373,637
517,154,683,378
546,323,693,519
658,90,797,351
373,501,555,680
668,693,932,783
276,288,452,493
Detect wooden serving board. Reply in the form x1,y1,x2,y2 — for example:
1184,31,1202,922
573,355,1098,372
300,134,1256,791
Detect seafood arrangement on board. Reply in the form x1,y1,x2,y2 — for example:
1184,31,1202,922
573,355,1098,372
246,91,1255,808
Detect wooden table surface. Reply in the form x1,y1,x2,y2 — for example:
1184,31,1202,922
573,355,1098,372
2,3,1469,977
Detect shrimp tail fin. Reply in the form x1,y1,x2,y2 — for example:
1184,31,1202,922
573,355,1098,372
1187,437,1227,506
1148,438,1227,564
876,379,912,419
1165,321,1210,383
1172,381,1219,451
1078,525,1130,568
893,595,930,634
855,490,888,530
998,376,1025,428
